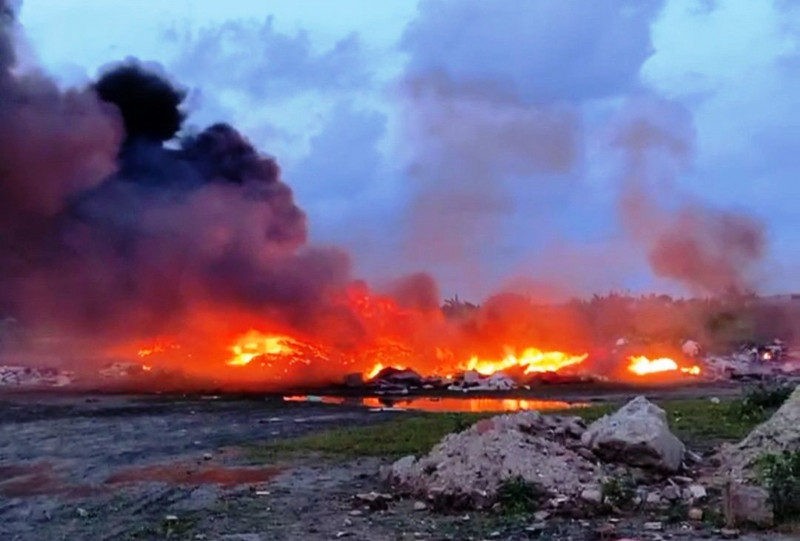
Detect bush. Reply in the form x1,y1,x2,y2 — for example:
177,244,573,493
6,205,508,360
496,476,546,515
760,450,800,523
744,384,794,411
728,384,793,423
601,475,637,510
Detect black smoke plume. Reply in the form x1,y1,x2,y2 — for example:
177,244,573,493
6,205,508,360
0,5,352,355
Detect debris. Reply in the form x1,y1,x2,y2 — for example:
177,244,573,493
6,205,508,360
412,501,427,511
580,487,603,504
0,365,74,387
643,521,663,531
719,385,800,480
581,396,686,472
723,482,773,528
202,453,213,461
686,484,707,502
354,492,393,511
688,507,703,521
720,528,740,539
76,508,89,518
385,411,599,509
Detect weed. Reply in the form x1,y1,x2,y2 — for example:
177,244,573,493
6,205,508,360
601,475,637,510
760,450,800,524
496,476,546,515
729,384,793,424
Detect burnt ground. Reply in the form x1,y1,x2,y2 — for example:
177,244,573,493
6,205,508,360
0,390,794,541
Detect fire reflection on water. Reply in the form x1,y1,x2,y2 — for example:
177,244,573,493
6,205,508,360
282,395,587,413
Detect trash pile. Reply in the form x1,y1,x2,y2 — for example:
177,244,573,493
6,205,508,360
0,365,74,387
384,397,707,515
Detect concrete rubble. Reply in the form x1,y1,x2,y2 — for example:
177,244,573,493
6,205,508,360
384,397,700,513
713,384,800,527
0,365,74,387
581,396,686,472
384,410,599,509
719,384,800,480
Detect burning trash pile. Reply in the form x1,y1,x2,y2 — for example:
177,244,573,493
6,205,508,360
0,2,796,395
383,396,707,515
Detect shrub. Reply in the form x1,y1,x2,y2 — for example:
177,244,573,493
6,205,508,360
728,384,793,423
760,450,800,523
496,476,546,515
601,475,637,510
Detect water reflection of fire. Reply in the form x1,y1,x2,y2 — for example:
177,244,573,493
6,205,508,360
283,395,587,413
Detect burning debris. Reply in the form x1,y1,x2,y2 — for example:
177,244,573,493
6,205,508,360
0,1,795,395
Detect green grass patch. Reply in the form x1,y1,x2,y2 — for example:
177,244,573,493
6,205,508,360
250,398,772,461
249,413,493,460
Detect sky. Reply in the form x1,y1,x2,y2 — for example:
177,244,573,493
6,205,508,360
13,0,800,300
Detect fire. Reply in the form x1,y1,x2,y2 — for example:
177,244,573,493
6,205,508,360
627,355,701,376
366,363,407,380
463,347,588,376
226,331,303,367
137,340,180,358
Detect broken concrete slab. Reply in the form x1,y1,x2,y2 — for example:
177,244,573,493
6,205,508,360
581,396,686,472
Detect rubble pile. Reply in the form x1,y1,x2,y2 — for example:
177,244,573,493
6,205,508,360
384,397,704,513
384,411,599,509
0,365,74,387
447,370,516,392
719,385,800,481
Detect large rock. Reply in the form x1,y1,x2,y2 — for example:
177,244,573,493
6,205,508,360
384,411,600,509
581,396,685,472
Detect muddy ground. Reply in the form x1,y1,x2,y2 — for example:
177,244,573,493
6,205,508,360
0,390,793,541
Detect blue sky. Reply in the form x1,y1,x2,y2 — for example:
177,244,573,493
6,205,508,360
15,0,800,299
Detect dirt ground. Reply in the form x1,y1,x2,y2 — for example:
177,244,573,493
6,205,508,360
0,391,794,541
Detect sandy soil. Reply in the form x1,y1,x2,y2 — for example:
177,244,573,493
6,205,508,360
0,391,793,540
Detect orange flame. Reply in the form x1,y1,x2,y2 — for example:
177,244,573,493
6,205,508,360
627,355,701,376
462,347,588,376
366,362,408,380
226,331,303,366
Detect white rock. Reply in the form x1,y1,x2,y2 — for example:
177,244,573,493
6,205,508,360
412,501,427,511
688,507,703,521
581,396,685,472
687,484,707,501
580,488,603,504
643,521,663,531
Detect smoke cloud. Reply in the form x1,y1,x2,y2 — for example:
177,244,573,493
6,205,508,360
612,96,766,295
0,5,355,354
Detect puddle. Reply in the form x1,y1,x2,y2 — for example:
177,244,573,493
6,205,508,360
0,462,101,498
106,463,283,488
283,395,587,413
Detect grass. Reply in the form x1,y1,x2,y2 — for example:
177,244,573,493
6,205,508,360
249,413,494,461
249,397,778,461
